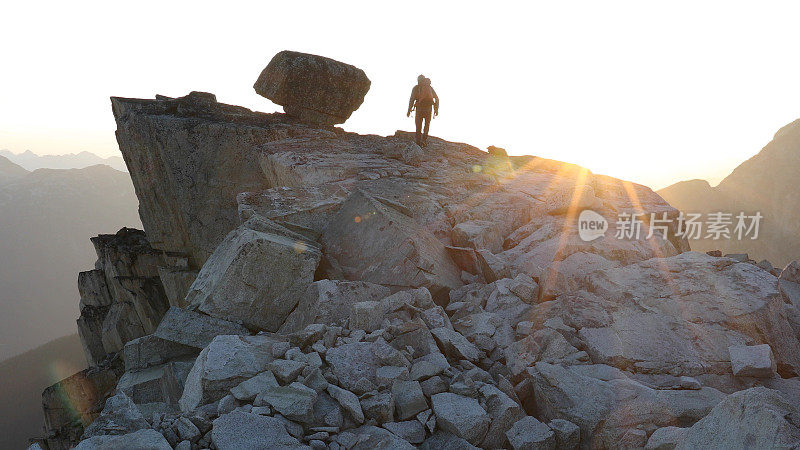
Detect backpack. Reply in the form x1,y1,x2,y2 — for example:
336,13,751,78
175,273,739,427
417,83,434,103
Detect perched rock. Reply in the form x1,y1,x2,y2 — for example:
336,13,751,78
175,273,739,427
729,344,777,378
186,224,321,332
253,50,371,126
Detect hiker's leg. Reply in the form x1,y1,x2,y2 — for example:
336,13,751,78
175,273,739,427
422,109,432,145
415,112,423,145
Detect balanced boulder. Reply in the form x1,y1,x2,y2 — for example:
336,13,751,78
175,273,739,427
254,50,371,126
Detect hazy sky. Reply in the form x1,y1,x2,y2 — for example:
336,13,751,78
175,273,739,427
3,1,800,190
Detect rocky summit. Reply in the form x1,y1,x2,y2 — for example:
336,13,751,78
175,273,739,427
31,52,800,450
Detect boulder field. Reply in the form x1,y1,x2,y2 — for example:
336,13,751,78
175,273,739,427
30,52,800,450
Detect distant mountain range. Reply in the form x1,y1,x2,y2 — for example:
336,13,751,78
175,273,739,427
659,119,800,268
0,156,140,360
0,334,85,450
0,149,127,172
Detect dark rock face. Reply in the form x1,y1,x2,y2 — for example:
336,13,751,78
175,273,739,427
253,50,371,126
111,92,332,267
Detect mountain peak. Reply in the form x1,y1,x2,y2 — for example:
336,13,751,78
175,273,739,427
0,155,30,182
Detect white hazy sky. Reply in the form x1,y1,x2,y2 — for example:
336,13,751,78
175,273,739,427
3,1,800,190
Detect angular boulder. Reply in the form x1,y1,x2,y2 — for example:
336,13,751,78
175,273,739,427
178,335,277,411
279,280,390,333
431,392,490,445
186,224,320,332
729,344,777,378
116,360,193,406
253,50,371,126
324,339,397,392
505,416,555,450
81,391,149,438
321,190,462,302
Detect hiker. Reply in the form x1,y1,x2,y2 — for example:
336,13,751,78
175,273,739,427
407,75,439,146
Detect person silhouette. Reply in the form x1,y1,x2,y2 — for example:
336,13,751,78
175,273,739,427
407,75,439,147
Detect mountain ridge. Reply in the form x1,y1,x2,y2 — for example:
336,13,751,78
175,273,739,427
0,149,126,172
658,118,800,266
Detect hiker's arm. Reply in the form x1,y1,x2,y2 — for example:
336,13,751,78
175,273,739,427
432,88,440,116
407,86,417,116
